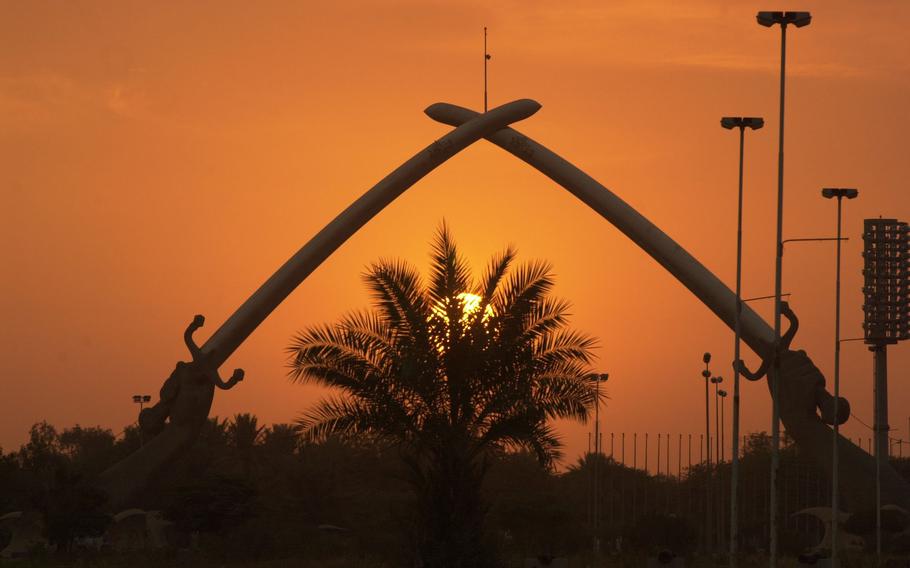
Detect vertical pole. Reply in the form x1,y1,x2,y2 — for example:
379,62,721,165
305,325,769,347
731,125,745,567
645,433,649,472
645,433,650,514
633,433,638,524
622,432,626,466
721,397,726,463
667,432,672,513
594,377,600,555
715,381,722,549
769,22,788,567
678,434,682,479
483,27,489,112
715,383,721,469
611,434,616,526
706,375,713,552
679,433,683,515
873,345,888,565
832,195,843,565
657,432,662,475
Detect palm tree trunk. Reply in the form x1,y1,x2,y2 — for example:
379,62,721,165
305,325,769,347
413,449,493,568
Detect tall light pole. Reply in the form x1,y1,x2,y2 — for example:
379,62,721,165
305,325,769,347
712,375,724,546
711,376,724,471
132,394,151,412
591,372,609,556
756,11,811,565
822,187,858,563
721,115,764,567
719,390,727,463
719,388,728,552
702,352,713,552
132,394,151,446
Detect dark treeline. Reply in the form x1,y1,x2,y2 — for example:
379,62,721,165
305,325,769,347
3,416,907,565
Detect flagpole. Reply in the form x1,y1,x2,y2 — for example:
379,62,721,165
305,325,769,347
484,27,490,112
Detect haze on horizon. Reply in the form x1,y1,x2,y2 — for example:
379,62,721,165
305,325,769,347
2,0,909,470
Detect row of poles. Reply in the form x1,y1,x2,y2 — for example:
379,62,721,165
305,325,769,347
725,11,863,568
579,10,874,566
586,432,848,547
482,12,903,565
587,430,908,479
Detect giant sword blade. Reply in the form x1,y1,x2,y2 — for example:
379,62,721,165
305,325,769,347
203,99,542,367
97,99,541,508
424,101,910,513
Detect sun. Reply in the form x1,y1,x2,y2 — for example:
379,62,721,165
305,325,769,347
431,292,495,325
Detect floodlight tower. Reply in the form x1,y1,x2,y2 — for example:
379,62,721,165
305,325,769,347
862,218,910,560
756,11,811,565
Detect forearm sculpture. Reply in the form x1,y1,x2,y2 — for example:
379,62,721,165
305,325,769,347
425,101,910,514
97,98,909,517
96,99,543,510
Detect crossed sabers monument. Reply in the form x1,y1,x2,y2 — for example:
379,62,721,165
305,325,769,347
96,99,910,548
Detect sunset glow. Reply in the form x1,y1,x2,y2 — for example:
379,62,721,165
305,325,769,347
431,292,495,325
1,1,908,472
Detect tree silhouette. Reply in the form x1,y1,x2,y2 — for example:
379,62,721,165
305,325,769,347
287,224,600,567
227,413,265,479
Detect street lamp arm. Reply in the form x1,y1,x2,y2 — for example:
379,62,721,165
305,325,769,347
782,237,849,245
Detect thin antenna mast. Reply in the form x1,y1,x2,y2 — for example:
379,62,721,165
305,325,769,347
484,27,491,112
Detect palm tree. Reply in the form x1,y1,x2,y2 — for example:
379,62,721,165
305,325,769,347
227,413,264,479
288,224,600,567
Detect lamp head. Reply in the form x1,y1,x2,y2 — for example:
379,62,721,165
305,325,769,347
789,11,812,27
702,370,712,379
132,395,142,403
757,11,781,26
721,116,764,131
743,117,764,130
721,117,739,130
719,390,727,397
757,11,811,28
822,187,860,200
703,352,711,364
143,395,152,403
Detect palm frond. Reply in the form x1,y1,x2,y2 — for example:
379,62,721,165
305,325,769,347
363,259,432,343
477,246,516,305
286,324,388,388
533,373,598,421
531,329,598,369
427,221,472,307
493,260,555,334
297,394,414,443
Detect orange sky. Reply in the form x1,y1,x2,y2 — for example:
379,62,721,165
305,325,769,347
2,1,909,471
